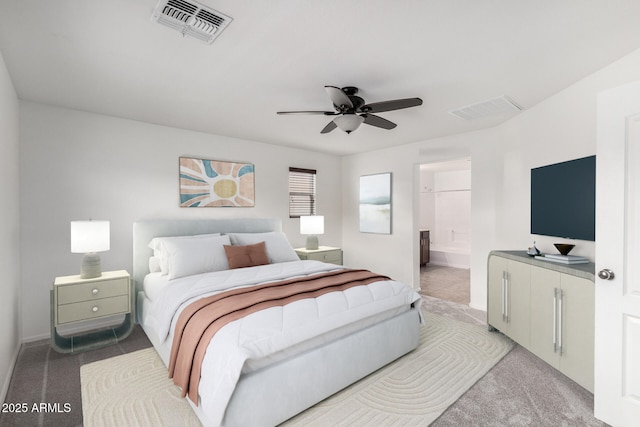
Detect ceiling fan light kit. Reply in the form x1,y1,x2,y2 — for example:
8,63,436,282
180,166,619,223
277,86,423,134
334,114,364,134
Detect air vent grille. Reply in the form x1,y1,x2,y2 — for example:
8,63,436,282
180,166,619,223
164,0,197,21
449,95,522,120
197,9,225,26
152,0,232,44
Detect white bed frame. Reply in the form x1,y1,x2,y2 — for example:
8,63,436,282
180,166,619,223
133,219,420,427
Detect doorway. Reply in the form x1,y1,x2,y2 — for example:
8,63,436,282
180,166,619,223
419,158,471,304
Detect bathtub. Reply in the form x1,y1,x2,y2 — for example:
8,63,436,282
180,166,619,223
429,245,470,269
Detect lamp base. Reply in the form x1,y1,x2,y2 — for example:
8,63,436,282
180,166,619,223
305,236,319,250
81,252,102,279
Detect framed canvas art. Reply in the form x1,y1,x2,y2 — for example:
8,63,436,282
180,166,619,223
179,157,255,207
359,172,392,234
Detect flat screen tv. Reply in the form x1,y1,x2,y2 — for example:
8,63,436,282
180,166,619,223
530,155,596,241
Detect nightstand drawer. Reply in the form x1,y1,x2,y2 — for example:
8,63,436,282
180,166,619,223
295,247,343,265
57,278,129,304
306,250,342,264
57,295,130,324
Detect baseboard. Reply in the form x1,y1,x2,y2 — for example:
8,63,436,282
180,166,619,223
21,332,50,344
0,342,21,404
468,301,486,312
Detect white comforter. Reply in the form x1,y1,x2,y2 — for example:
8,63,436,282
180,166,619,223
145,260,421,426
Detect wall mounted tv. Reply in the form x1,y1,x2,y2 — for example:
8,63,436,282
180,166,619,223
530,155,596,241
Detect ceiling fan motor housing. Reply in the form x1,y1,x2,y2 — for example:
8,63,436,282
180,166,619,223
277,85,423,134
341,86,359,96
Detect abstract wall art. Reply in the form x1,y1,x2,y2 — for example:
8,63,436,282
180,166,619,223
179,157,255,207
359,172,392,234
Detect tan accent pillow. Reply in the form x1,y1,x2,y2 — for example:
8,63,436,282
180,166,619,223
224,242,270,269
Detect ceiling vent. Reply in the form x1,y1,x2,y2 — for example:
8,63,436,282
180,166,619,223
449,95,522,120
152,0,232,44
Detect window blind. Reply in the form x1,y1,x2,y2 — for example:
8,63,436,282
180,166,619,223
289,167,316,218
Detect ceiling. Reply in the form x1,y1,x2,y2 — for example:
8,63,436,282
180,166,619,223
1,1,640,156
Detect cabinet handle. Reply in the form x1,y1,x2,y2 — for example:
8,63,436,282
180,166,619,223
553,288,557,352
558,289,563,355
504,272,509,322
501,271,506,321
92,288,99,295
92,306,99,313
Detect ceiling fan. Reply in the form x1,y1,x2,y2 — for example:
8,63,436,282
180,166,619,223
277,86,423,134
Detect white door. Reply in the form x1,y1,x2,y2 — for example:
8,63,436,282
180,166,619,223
594,81,640,426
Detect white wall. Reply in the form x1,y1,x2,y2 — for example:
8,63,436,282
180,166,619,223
19,103,343,341
0,50,20,401
342,143,419,286
343,47,640,310
420,169,471,251
418,169,435,231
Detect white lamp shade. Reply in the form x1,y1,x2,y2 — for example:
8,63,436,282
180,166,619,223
300,216,324,235
334,114,364,133
71,220,110,253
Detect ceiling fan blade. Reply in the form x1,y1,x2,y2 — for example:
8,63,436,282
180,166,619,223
277,111,337,115
362,97,423,113
320,120,337,134
325,86,353,110
363,114,397,130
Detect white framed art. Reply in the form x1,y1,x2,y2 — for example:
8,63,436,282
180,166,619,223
359,172,392,234
179,157,255,207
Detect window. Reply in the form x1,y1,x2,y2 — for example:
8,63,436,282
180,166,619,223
289,167,316,218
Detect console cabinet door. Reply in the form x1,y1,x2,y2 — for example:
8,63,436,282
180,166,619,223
488,255,508,332
559,274,595,392
506,260,531,348
529,266,594,392
487,255,531,347
529,266,561,367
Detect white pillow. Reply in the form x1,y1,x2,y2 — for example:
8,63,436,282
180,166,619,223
227,232,299,263
149,256,161,273
162,234,231,280
148,233,221,274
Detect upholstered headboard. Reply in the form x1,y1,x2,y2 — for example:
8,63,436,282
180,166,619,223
132,218,282,297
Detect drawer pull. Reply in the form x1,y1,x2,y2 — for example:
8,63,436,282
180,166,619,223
92,306,99,313
92,288,99,295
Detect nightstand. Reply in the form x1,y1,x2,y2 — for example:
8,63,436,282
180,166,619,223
51,270,134,353
295,246,343,265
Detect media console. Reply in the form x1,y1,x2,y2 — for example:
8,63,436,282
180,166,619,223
487,250,594,392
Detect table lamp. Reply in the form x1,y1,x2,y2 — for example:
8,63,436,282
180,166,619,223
300,215,324,250
71,220,110,279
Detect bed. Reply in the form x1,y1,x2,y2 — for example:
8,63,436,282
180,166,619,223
133,218,421,427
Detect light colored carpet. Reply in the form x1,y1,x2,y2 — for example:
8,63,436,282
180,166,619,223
81,311,513,427
420,264,471,305
81,347,201,427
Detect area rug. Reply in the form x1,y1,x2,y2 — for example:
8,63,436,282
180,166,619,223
81,311,513,426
